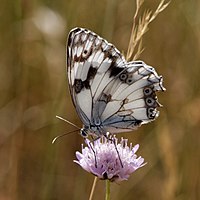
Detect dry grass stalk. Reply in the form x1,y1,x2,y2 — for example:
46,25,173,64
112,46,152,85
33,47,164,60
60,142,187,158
126,0,170,61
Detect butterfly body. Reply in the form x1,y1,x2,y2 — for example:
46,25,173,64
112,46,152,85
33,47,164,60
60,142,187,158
67,27,165,137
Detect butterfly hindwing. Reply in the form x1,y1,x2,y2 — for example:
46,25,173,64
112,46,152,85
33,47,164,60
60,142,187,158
97,61,165,132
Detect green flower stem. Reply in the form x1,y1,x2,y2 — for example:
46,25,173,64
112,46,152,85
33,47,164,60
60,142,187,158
105,179,110,200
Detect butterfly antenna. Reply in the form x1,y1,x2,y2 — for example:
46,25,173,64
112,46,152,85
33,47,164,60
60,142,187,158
52,129,79,144
56,115,81,129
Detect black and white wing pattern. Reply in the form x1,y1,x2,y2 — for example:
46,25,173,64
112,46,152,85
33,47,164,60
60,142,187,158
67,27,165,137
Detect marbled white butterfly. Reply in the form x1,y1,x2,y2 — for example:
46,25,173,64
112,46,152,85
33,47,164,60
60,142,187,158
67,27,165,138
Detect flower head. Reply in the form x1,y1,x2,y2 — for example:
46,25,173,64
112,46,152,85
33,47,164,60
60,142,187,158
74,136,146,182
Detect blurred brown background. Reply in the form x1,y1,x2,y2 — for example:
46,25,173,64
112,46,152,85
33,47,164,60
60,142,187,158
0,0,199,199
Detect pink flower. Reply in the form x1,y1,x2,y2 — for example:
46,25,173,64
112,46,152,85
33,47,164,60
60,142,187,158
74,136,146,182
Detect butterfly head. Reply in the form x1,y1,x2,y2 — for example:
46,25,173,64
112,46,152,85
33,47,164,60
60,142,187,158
80,128,89,138
80,126,101,138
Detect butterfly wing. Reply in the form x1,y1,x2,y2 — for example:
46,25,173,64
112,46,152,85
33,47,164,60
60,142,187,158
67,27,127,127
94,61,165,133
67,27,165,134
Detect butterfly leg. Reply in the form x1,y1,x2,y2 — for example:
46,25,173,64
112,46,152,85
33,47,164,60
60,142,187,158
87,136,100,168
104,133,123,168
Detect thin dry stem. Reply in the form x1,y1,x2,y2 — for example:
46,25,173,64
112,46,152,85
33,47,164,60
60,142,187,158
127,0,144,61
134,0,144,19
133,38,144,60
126,0,170,61
89,177,98,200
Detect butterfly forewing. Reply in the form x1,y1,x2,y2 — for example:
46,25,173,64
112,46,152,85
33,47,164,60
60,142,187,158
67,28,126,127
67,27,165,136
